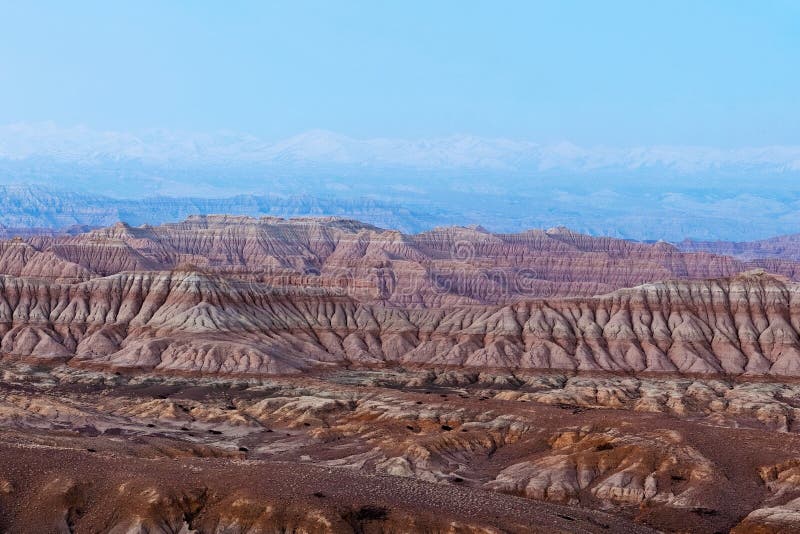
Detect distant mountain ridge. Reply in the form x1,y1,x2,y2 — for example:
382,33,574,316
0,185,449,234
4,184,800,242
3,124,800,240
3,123,800,173
6,185,800,248
679,233,800,261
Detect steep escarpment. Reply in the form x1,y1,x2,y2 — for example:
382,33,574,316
6,215,800,305
3,269,800,377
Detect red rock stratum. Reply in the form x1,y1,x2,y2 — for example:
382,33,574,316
8,215,800,305
0,265,799,377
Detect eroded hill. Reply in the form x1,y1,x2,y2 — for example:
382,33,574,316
7,215,800,306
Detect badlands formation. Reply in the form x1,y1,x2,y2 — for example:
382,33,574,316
3,216,800,532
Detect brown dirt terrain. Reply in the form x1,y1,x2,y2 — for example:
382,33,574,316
1,362,799,532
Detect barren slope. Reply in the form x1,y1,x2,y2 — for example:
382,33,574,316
0,267,799,377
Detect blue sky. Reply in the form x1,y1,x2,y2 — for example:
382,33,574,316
0,1,798,147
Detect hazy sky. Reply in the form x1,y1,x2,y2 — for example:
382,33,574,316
0,1,797,146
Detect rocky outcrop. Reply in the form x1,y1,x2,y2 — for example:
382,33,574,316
2,440,622,534
485,427,726,510
732,459,800,532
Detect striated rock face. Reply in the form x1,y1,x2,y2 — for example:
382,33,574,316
681,233,800,262
1,267,800,377
6,215,800,306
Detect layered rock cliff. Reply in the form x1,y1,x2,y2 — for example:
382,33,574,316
681,233,800,261
2,267,800,377
6,215,800,306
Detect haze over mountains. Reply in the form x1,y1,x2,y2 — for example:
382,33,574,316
0,185,448,234
5,123,800,171
3,123,800,240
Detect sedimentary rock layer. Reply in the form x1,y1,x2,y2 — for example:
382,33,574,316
4,216,800,533
7,215,800,305
2,267,800,377
681,233,800,262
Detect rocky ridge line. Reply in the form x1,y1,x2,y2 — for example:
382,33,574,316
6,215,800,307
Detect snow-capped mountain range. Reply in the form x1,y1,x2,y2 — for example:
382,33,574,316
2,122,800,173
2,124,800,241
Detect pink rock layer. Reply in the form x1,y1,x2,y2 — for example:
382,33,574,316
1,267,800,377
6,215,800,306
